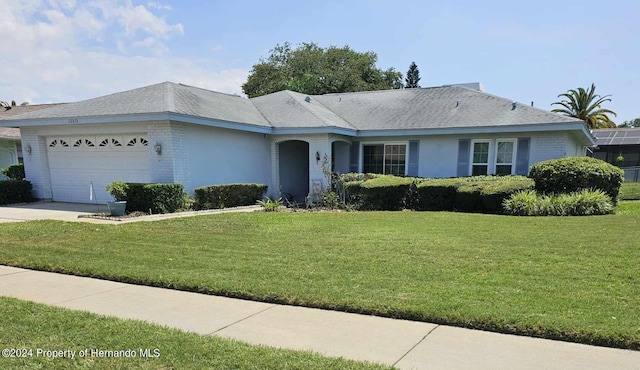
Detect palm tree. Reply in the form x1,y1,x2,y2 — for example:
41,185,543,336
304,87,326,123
551,83,616,129
0,100,29,111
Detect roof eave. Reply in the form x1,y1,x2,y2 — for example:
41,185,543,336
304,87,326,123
0,112,273,134
356,122,593,139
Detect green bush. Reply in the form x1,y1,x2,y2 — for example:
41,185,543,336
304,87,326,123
415,176,533,213
106,182,186,214
454,182,484,212
194,183,268,210
105,181,128,201
480,177,535,213
529,157,624,202
503,189,614,216
1,164,25,180
0,180,33,205
416,178,465,211
344,176,413,211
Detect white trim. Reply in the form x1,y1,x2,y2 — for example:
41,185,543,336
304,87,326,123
470,139,491,175
470,138,519,175
495,138,518,175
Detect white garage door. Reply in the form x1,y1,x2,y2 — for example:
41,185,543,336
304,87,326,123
47,135,151,203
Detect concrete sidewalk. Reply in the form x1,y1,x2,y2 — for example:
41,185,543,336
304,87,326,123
0,265,638,369
0,201,262,224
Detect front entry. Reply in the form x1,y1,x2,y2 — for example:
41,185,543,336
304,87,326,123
278,140,309,203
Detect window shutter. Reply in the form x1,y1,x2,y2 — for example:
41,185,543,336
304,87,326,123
457,139,471,177
407,140,419,177
515,137,531,175
349,141,360,173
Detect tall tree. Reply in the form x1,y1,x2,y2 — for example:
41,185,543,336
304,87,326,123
551,84,616,129
242,42,403,98
404,61,421,88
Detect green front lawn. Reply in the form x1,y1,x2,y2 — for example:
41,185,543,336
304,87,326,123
619,182,640,200
1,202,639,349
0,297,388,369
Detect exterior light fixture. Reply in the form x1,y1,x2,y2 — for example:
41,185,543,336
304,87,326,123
315,151,321,163
25,144,32,154
154,143,162,155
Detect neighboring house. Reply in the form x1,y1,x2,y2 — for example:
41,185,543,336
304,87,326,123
0,104,66,179
590,128,640,181
0,82,594,203
0,127,21,178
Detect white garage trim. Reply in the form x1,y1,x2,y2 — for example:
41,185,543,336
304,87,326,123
47,134,151,203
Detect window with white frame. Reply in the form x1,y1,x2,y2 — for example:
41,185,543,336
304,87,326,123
495,139,516,175
471,141,490,175
470,139,517,176
362,143,407,176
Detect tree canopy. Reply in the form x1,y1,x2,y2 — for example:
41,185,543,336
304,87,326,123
551,84,616,129
618,118,640,128
242,42,403,98
405,61,421,88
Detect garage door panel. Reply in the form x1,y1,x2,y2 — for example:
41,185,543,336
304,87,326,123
47,135,151,203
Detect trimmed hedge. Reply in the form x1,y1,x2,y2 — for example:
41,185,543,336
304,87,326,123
415,178,464,211
503,189,614,216
344,176,414,211
0,180,33,205
108,182,186,214
529,157,624,202
1,164,25,180
415,176,534,213
194,183,268,210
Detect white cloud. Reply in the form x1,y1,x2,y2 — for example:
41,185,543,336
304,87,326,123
147,1,172,10
0,0,247,104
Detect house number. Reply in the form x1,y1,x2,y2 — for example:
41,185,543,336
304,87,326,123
68,118,78,124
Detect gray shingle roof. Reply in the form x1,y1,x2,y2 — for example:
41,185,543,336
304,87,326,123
251,90,355,130
2,82,582,133
312,86,580,130
5,82,270,127
591,128,640,146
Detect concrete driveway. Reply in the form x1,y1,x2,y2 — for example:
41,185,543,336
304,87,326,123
0,202,108,223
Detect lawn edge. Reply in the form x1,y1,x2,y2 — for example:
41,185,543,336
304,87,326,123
2,262,637,352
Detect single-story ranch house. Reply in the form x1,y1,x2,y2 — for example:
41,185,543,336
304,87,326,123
0,82,595,203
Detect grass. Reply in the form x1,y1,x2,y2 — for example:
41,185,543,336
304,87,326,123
619,182,640,200
0,297,389,370
0,203,639,350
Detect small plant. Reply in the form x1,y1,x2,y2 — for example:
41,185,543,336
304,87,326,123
105,181,128,201
503,189,614,216
258,197,283,212
321,191,343,210
1,164,25,180
615,153,624,167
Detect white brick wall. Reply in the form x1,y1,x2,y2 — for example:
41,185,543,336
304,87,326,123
20,127,53,199
147,122,175,183
530,132,568,165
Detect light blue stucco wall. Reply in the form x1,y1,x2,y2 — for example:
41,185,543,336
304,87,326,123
182,124,272,193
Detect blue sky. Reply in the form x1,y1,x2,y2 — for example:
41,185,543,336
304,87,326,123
2,0,638,123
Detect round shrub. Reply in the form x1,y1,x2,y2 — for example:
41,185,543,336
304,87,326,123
528,157,624,201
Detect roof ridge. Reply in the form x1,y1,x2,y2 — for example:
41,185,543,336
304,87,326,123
285,91,357,129
164,82,175,112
